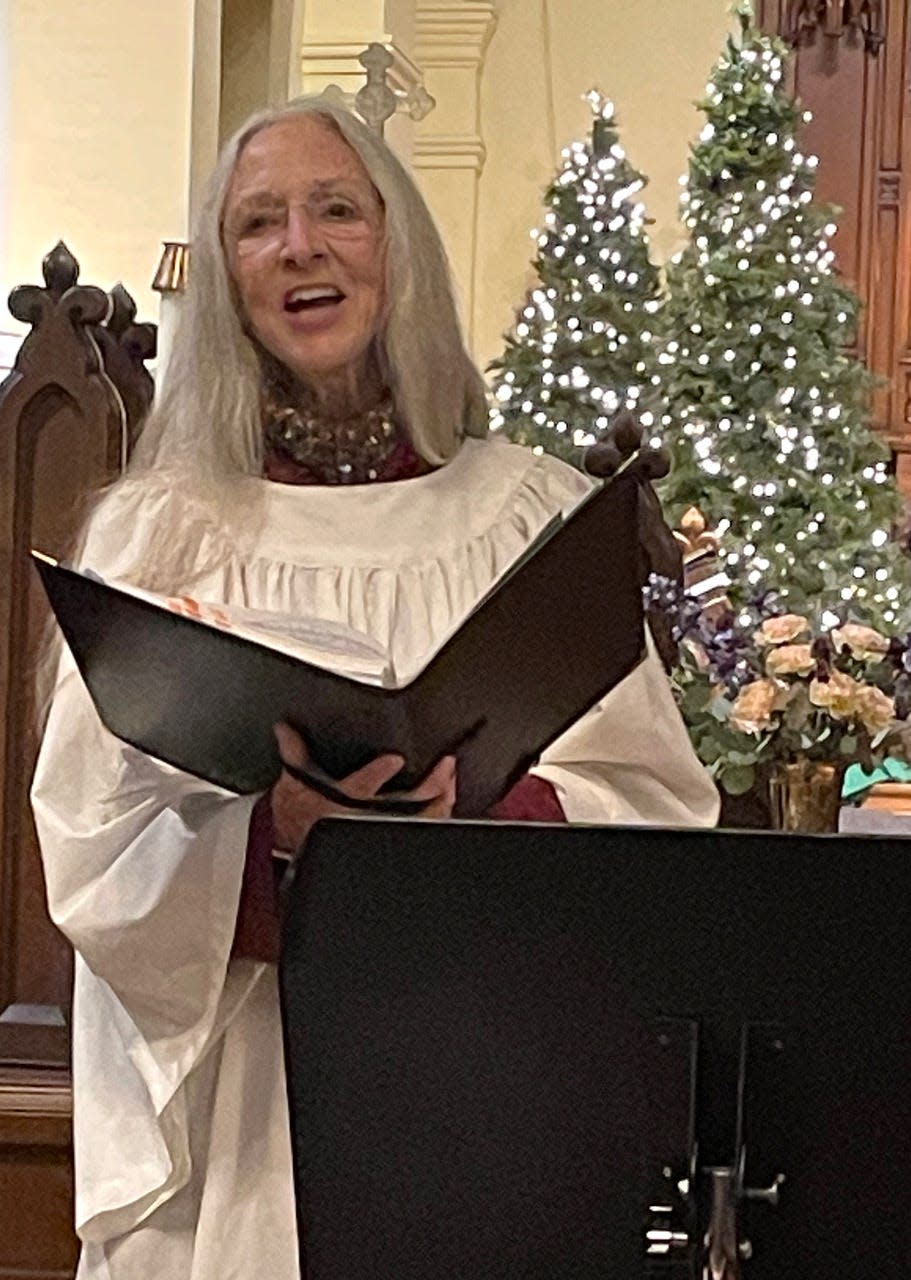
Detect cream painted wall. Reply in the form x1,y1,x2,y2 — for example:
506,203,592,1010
473,0,734,368
0,0,734,359
0,0,10,297
3,0,197,328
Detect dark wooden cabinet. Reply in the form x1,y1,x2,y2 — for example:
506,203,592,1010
758,0,911,491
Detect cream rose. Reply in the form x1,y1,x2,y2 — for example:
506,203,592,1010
766,643,815,676
757,614,810,646
852,685,895,735
809,670,862,719
730,678,788,733
831,623,890,658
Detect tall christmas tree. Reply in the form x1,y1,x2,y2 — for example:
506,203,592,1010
488,92,663,466
655,3,910,627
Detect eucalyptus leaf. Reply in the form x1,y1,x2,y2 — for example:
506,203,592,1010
783,689,811,731
721,764,756,795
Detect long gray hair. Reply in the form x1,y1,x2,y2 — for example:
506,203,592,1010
133,96,489,484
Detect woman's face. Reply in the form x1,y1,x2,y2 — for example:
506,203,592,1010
223,115,386,393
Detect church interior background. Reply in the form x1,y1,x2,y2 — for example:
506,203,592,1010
2,0,911,1273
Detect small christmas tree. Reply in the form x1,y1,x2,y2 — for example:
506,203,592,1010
488,92,664,466
655,3,910,627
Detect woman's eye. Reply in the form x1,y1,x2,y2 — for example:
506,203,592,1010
325,202,358,220
240,212,280,235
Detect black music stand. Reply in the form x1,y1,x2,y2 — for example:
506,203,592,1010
279,820,911,1279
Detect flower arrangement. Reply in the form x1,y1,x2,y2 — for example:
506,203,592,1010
649,579,911,796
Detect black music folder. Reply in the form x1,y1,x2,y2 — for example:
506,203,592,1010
33,471,644,817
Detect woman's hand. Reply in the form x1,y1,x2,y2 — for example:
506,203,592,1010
270,723,457,857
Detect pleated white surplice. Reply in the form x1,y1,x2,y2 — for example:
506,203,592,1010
31,437,719,1279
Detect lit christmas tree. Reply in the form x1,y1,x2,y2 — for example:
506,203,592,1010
488,92,663,466
654,4,910,627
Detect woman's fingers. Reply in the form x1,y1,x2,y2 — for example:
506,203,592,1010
342,752,406,799
273,726,456,816
274,722,309,769
419,764,458,818
409,755,457,802
406,756,458,818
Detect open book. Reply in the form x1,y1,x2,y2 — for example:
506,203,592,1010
33,471,645,818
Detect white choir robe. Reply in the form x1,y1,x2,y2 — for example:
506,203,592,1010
31,438,719,1279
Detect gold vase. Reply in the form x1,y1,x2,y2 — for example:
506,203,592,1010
768,760,844,833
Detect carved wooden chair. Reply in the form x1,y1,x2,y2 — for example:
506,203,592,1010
0,242,155,1278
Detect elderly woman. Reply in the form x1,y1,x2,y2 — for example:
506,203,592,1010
31,99,718,1279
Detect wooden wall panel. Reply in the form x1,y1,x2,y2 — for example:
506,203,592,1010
797,39,871,292
758,1,911,490
895,1,911,475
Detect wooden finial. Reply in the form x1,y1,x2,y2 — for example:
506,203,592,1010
42,241,80,298
674,507,720,561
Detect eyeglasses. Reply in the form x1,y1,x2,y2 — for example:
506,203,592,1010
224,192,383,256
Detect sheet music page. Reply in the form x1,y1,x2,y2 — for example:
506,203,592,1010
77,568,395,684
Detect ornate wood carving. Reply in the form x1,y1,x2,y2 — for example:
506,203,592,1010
878,170,901,207
784,0,886,53
0,243,155,1278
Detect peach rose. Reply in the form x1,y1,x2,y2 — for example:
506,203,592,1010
756,614,810,646
730,678,788,733
809,670,862,719
766,643,815,676
831,623,890,658
852,685,895,735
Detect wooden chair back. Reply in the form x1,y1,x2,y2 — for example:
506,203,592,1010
0,242,155,1279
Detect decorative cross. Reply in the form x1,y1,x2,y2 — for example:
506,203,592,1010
355,44,399,135
320,42,436,137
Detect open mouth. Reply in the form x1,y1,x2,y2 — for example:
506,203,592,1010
284,286,345,314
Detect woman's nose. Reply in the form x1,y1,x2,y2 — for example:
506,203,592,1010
280,207,326,266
